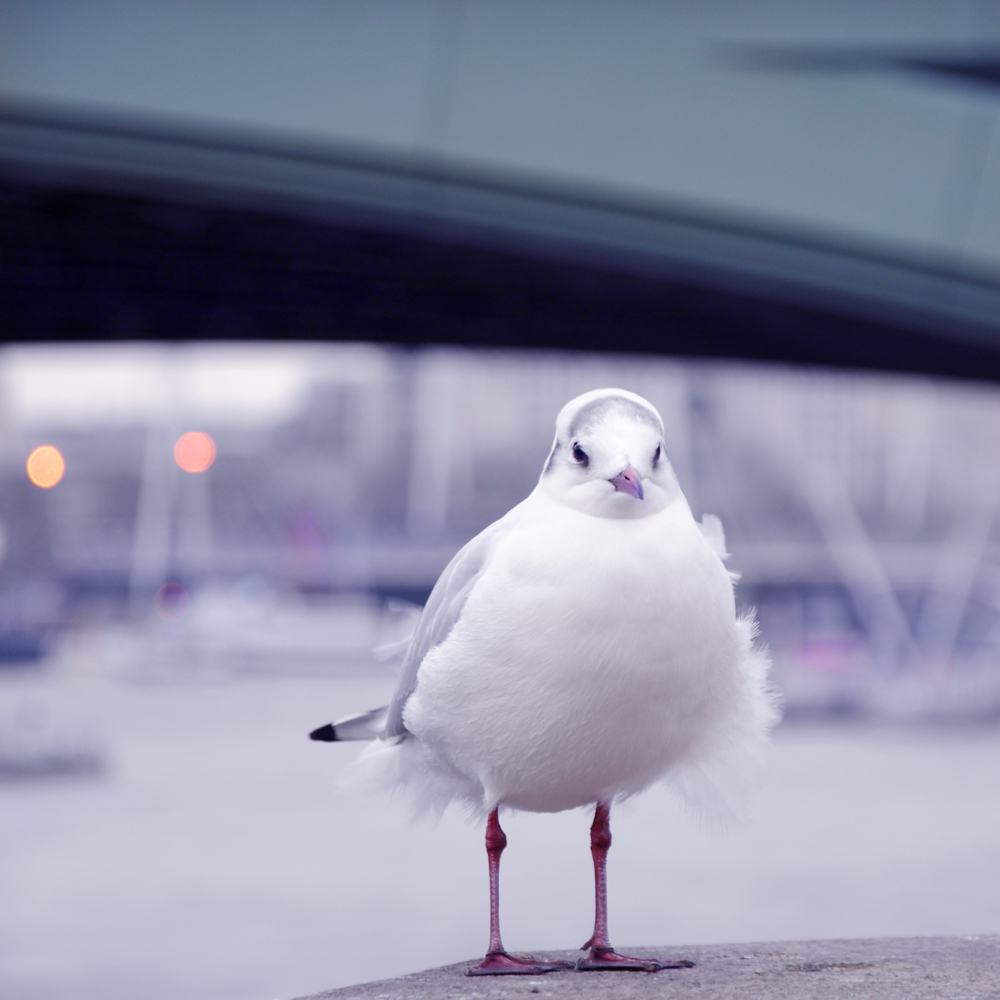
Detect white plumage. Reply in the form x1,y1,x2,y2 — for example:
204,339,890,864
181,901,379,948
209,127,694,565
317,387,779,974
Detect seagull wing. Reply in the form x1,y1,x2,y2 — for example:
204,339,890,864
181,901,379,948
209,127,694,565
384,517,508,740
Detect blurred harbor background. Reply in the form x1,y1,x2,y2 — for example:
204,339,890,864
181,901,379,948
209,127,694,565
4,2,1000,999
3,343,1000,719
3,344,1000,1000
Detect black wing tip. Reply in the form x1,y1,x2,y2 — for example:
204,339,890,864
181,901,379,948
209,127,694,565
309,723,339,742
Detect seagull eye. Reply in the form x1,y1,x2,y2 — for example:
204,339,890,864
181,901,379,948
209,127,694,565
653,445,661,466
572,443,589,466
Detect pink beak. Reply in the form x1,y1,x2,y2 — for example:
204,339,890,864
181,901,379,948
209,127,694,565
610,465,643,500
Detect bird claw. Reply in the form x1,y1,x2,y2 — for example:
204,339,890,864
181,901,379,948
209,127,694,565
576,948,695,972
466,952,575,976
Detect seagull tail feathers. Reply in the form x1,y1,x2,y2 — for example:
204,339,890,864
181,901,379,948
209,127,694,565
309,706,389,742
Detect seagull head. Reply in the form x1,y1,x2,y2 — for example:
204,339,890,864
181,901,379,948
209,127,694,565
539,389,681,518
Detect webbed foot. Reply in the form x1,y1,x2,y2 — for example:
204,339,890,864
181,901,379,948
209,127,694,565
576,947,695,972
466,951,575,976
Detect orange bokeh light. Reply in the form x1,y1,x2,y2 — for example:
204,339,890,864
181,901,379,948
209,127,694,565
26,445,65,488
174,431,216,473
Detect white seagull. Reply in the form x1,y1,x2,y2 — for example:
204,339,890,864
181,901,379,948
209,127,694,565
311,388,778,976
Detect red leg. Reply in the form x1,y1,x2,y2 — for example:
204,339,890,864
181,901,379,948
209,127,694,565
466,809,574,976
577,802,694,972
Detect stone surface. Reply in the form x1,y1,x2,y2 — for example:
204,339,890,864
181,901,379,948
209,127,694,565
294,936,1000,1000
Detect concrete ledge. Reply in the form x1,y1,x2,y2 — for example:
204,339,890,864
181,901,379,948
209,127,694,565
295,935,1000,1000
